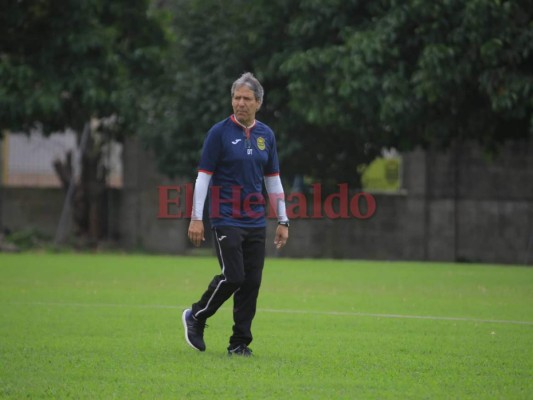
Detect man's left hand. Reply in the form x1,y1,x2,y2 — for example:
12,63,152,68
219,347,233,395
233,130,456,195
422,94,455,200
274,225,289,249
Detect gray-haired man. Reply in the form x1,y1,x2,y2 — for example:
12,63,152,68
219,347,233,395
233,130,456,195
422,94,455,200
183,72,289,356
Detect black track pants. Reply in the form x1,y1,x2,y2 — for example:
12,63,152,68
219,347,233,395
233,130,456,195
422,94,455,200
191,226,266,346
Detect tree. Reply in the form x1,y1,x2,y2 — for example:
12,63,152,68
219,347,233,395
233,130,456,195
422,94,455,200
280,0,533,153
138,0,305,180
0,0,170,241
138,0,266,178
141,0,532,189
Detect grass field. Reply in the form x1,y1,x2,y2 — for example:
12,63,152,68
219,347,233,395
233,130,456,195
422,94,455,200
0,253,532,399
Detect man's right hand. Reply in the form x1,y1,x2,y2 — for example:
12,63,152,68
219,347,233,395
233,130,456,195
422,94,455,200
188,220,205,247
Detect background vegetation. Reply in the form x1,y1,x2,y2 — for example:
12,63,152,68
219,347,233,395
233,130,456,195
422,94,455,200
141,0,533,185
1,0,532,240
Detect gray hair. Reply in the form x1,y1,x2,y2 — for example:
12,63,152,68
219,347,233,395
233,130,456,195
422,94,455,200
231,72,264,105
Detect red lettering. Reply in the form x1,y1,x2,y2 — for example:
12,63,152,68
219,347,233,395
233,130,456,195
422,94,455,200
286,192,309,219
243,193,265,219
350,192,377,219
184,183,194,218
323,184,350,219
157,186,182,219
266,192,287,219
210,186,242,218
156,182,377,221
311,183,322,218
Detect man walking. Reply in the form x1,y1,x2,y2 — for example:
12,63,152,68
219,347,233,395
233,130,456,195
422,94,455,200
183,72,289,356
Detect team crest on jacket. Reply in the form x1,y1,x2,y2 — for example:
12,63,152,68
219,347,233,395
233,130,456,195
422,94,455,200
257,137,266,150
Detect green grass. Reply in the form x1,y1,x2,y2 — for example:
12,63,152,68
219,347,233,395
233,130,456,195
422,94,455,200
0,253,532,399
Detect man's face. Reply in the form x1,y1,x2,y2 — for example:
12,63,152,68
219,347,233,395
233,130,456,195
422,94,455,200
232,86,261,126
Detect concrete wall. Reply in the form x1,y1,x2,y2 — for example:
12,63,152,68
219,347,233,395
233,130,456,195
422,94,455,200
119,137,533,265
0,187,122,242
1,187,65,237
267,142,532,264
119,137,190,253
424,141,533,264
2,137,532,265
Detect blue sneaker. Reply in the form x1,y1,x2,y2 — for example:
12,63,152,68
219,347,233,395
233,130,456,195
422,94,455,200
182,309,206,351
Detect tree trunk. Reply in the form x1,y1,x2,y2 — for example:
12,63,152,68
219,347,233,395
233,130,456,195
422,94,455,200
53,124,108,244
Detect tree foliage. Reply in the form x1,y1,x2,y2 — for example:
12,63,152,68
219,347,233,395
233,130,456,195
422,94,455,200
282,0,533,152
142,0,532,187
0,0,170,135
137,0,284,178
0,0,171,241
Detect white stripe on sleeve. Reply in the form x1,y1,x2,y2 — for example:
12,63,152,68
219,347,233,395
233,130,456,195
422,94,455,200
191,172,212,220
264,175,288,222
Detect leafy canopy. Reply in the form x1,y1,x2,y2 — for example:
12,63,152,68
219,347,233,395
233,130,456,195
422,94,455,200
0,0,171,135
143,0,533,183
